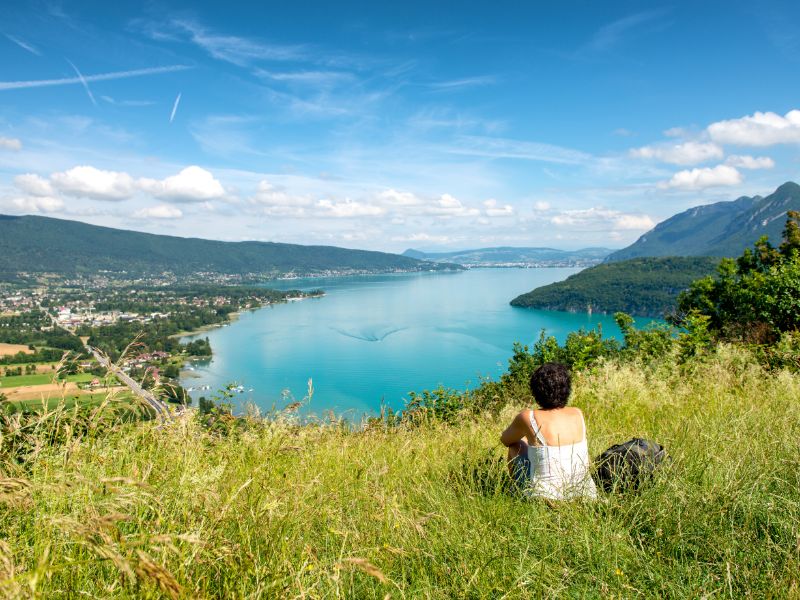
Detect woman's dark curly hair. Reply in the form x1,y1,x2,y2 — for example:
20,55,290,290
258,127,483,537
530,362,572,409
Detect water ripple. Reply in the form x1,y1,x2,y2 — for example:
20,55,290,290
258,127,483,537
330,326,407,342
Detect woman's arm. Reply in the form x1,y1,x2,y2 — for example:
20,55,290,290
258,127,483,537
500,410,530,447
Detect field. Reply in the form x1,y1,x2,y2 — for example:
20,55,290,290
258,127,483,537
0,343,32,357
4,387,130,411
1,345,798,598
1,362,61,374
0,372,114,404
0,372,94,388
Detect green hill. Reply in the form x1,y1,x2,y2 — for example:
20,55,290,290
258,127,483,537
510,256,720,317
607,182,800,261
0,214,457,280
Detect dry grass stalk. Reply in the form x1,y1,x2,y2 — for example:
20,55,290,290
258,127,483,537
0,478,31,509
340,558,388,584
134,550,183,600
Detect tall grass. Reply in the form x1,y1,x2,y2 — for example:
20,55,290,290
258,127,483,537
1,344,799,598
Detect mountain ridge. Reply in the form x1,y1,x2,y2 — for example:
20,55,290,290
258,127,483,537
0,214,458,280
607,181,800,261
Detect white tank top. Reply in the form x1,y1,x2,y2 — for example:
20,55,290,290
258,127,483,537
526,411,598,500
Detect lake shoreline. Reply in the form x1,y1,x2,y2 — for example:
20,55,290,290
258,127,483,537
169,311,242,340
179,268,651,416
171,293,325,340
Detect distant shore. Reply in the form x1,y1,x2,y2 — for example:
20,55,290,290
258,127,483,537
169,311,242,340
171,292,323,340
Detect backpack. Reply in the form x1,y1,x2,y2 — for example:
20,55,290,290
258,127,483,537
593,438,667,493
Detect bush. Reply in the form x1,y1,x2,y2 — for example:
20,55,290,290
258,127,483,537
401,386,466,425
676,211,800,342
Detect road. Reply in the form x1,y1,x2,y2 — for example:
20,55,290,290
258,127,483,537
40,307,173,421
86,345,173,421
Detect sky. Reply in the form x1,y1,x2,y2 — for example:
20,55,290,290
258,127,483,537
0,1,799,252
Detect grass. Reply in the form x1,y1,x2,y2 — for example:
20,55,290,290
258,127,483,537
0,372,95,387
4,390,137,412
0,345,799,597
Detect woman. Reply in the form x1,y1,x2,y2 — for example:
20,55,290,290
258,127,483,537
500,362,597,500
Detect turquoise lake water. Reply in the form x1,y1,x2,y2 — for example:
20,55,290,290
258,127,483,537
181,268,649,417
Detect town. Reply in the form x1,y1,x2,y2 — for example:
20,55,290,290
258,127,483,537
0,278,322,416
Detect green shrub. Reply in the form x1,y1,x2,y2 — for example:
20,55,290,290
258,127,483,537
676,211,800,342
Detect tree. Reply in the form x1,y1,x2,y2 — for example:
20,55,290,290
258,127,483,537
675,212,800,342
780,210,800,257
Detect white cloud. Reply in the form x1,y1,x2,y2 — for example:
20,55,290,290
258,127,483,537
661,165,742,190
252,180,312,206
14,173,54,196
376,189,479,217
51,166,136,200
138,166,225,203
584,9,669,53
12,195,64,213
612,128,635,137
378,189,424,206
170,20,305,67
428,76,497,91
707,109,800,146
424,193,480,217
315,199,385,218
392,232,453,244
725,155,775,170
9,165,227,207
630,141,723,165
614,214,656,230
533,201,551,211
483,198,514,217
249,180,312,216
246,184,484,221
550,207,654,231
0,136,22,150
255,69,355,87
663,126,689,138
133,205,183,219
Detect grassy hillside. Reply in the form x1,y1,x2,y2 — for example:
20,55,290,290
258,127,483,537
1,345,799,597
0,214,455,279
511,256,720,317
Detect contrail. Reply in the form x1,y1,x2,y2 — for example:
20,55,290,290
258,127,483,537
0,64,192,91
4,34,41,56
66,59,96,105
169,92,182,123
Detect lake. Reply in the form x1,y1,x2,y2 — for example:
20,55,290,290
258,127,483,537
181,268,648,417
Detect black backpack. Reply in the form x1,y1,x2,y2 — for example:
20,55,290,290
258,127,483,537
593,438,667,493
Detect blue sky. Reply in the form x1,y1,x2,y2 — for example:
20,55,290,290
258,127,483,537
1,0,799,251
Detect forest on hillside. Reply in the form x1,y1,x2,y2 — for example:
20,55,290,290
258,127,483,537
510,256,720,317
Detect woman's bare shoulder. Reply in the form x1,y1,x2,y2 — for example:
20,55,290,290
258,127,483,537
514,408,532,423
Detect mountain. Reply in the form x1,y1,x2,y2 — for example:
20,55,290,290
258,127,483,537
607,182,800,261
402,246,613,267
510,256,720,317
0,214,458,280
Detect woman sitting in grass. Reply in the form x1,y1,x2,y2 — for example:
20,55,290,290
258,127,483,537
501,362,597,500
